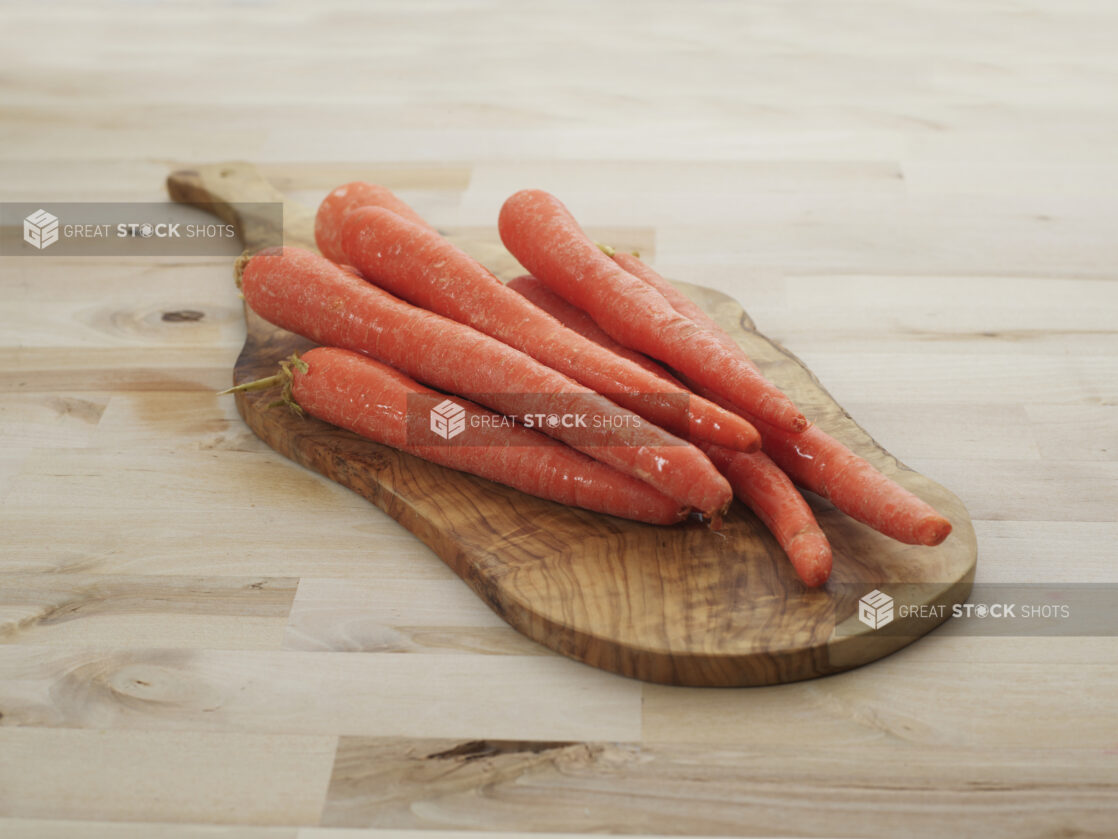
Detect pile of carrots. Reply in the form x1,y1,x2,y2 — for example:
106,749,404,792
228,183,952,588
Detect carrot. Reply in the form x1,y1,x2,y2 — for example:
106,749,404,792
508,273,832,584
608,253,953,547
315,181,435,263
703,444,832,587
226,348,686,525
610,251,743,357
239,246,732,517
507,275,674,383
497,189,806,434
334,204,760,454
742,420,952,547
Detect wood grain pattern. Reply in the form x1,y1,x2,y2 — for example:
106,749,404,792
0,645,641,740
166,163,976,687
319,736,1118,838
0,574,297,648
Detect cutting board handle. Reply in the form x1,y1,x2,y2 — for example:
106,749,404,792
167,161,315,251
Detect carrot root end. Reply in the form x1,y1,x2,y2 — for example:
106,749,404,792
918,516,953,547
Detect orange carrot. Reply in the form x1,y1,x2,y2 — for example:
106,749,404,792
508,273,832,584
744,420,952,547
507,275,674,383
609,253,953,547
334,204,760,454
610,250,747,358
497,189,806,434
703,444,832,587
239,246,732,517
315,181,435,263
227,348,686,525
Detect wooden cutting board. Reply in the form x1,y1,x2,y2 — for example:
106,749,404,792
167,162,976,687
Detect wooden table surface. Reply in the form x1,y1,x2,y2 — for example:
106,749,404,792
2,2,1116,837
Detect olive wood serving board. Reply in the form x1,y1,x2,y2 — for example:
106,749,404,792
167,162,976,687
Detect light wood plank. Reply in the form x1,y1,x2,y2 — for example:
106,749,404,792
303,831,780,839
282,578,545,655
657,212,1118,279
4,825,754,839
1025,404,1118,462
641,659,1118,748
0,575,297,649
823,402,1042,462
0,508,454,579
0,647,641,741
0,393,109,449
0,448,456,578
256,163,471,193
903,458,1118,523
0,347,233,393
851,635,1118,665
0,273,242,350
0,819,296,838
1,449,377,515
319,737,1118,838
784,274,1118,312
0,454,30,505
971,520,1118,584
92,392,260,453
780,352,1117,407
0,728,336,825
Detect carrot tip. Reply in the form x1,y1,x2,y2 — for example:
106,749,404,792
800,570,830,588
787,532,833,588
918,516,953,547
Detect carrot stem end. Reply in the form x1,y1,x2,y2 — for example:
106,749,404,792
218,353,307,416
